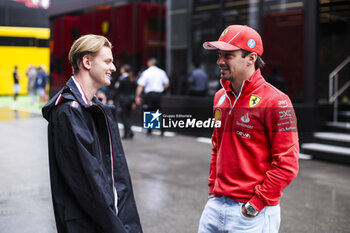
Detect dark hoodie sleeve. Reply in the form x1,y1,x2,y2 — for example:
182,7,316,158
50,104,128,233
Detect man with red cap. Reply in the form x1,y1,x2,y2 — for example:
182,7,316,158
198,25,299,233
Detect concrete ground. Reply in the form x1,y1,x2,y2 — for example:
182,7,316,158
0,108,350,233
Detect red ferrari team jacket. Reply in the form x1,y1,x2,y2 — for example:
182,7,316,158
209,69,299,212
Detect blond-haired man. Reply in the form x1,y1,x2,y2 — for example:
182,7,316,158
43,34,142,233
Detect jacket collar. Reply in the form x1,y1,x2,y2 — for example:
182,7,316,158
42,76,98,121
66,76,92,107
220,68,264,95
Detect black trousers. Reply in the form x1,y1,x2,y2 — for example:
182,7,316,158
120,104,132,138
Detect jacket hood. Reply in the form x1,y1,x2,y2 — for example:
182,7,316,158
42,77,92,121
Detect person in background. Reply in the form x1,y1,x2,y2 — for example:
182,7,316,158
187,63,209,97
96,89,107,104
198,25,299,233
34,66,48,104
13,65,20,106
114,64,137,139
135,58,169,136
26,65,37,105
42,34,143,233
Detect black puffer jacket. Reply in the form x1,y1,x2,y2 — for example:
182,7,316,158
42,78,142,233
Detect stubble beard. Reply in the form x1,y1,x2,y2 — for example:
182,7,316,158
220,72,234,82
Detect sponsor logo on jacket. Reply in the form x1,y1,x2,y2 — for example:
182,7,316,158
278,99,289,108
236,130,251,139
236,112,253,129
279,109,292,120
217,95,226,106
240,113,250,123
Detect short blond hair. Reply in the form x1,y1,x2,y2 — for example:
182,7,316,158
68,34,112,74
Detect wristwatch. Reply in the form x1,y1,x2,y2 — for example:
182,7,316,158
243,202,259,217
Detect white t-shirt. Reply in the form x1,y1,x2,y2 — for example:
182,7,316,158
137,66,169,93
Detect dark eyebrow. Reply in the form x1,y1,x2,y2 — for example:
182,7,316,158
218,51,235,56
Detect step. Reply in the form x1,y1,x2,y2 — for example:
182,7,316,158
325,121,350,133
314,132,350,147
339,111,350,117
299,153,312,160
301,143,350,164
339,111,350,121
302,143,350,155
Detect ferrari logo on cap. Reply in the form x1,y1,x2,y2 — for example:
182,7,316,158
221,28,229,37
249,95,261,107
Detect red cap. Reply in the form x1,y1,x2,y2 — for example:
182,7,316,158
203,25,263,56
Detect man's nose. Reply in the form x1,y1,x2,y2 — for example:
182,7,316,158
111,63,116,72
217,56,224,65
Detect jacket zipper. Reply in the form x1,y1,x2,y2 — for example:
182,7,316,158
95,104,118,214
228,80,246,115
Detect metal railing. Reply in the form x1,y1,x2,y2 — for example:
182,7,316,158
329,56,350,122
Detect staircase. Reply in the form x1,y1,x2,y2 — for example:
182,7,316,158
301,109,350,164
301,56,350,164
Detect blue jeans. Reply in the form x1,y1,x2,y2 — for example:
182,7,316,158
198,196,280,233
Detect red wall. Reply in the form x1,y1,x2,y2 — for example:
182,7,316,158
262,9,304,101
50,3,166,93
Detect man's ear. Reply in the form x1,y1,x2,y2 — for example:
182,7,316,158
247,53,257,66
82,55,92,70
